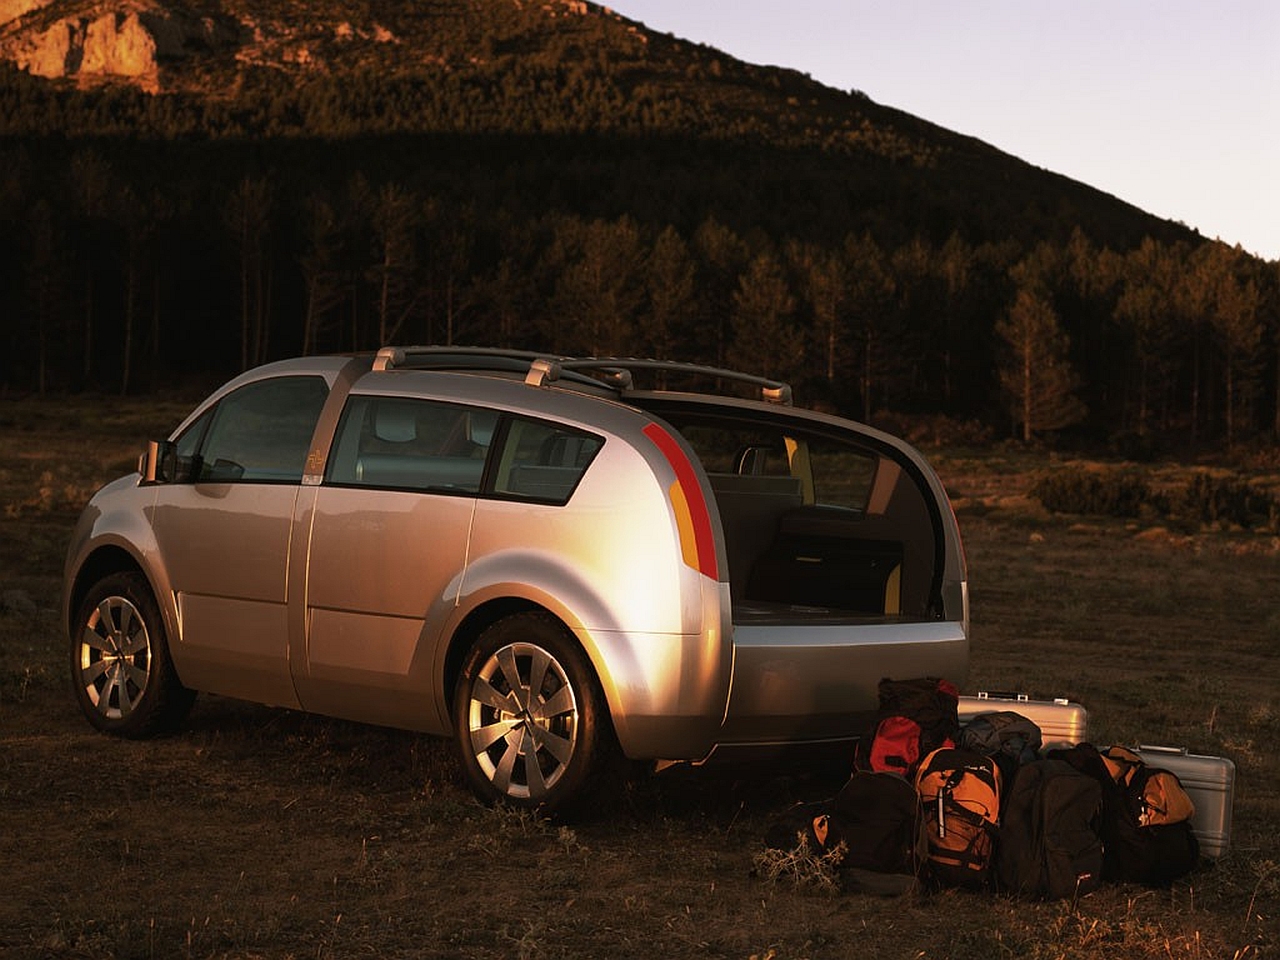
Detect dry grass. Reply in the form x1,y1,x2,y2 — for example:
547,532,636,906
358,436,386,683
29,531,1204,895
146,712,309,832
0,396,1277,959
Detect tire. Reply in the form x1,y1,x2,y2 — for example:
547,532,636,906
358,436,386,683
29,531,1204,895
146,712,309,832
71,571,195,738
453,612,612,815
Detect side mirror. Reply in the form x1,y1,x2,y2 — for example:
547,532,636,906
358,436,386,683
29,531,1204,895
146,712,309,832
140,440,178,484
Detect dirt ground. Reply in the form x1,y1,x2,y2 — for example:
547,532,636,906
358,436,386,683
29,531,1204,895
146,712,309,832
1,399,1277,959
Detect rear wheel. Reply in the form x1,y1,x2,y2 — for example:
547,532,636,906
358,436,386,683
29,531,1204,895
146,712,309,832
71,571,195,738
453,612,611,815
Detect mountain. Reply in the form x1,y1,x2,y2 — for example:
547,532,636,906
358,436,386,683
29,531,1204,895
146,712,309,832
3,0,1273,450
1,0,1193,250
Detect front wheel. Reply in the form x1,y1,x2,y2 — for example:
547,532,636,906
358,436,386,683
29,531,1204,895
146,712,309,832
453,612,612,815
71,571,195,738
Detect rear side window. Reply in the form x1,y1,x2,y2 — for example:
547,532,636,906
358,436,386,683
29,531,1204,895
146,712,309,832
189,376,329,483
492,418,602,504
327,396,496,493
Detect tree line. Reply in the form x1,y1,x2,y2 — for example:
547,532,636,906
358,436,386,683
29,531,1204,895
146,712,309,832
3,140,1275,451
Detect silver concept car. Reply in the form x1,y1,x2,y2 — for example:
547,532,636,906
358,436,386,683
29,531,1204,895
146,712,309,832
63,347,969,812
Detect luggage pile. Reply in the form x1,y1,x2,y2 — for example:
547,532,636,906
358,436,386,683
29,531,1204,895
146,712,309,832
762,679,1235,901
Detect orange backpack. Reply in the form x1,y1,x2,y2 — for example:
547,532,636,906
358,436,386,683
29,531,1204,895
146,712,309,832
914,747,1001,889
1102,746,1196,826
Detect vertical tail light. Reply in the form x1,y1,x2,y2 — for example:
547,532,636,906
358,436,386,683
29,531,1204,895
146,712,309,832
642,423,720,581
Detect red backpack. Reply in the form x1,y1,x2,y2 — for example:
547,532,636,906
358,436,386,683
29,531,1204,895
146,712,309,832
858,676,961,777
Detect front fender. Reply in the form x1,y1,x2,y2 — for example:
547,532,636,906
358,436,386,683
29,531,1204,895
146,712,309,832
62,476,179,649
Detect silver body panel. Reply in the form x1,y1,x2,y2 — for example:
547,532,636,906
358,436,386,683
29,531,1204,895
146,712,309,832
63,352,970,766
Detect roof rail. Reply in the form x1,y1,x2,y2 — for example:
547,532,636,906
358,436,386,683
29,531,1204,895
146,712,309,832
371,346,793,405
534,357,793,405
373,345,556,372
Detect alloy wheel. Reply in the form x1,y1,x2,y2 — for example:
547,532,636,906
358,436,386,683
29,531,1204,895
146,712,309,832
78,594,153,722
464,641,580,802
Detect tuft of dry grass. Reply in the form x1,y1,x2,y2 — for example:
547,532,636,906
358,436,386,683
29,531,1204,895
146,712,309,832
752,833,847,894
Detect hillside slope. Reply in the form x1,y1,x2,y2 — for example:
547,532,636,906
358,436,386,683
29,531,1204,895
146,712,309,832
0,0,1193,251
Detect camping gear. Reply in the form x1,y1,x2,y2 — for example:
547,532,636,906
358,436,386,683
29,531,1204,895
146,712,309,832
858,676,960,777
958,709,1042,796
1124,745,1235,859
1050,742,1200,886
959,691,1087,749
995,757,1104,901
762,769,928,896
914,747,1001,889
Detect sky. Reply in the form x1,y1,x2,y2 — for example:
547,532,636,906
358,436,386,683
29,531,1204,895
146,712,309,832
607,1,1280,262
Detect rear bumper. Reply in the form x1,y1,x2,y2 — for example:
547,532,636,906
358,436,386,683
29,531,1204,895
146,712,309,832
715,618,968,745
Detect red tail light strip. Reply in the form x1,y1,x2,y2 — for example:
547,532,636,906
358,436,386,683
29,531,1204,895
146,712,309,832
642,423,720,581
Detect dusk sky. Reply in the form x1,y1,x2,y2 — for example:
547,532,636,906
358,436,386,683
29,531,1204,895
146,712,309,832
609,1,1280,262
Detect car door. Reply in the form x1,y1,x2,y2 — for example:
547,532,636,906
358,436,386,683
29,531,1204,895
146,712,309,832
292,394,497,732
150,374,330,708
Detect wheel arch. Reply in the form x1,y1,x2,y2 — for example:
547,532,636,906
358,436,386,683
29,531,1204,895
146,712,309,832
441,598,619,746
65,545,148,640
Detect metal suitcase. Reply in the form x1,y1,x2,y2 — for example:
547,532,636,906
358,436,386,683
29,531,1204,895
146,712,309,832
1123,744,1236,859
958,691,1088,750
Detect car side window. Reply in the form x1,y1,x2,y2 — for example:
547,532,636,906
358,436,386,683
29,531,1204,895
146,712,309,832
327,396,497,493
492,418,602,504
192,376,329,483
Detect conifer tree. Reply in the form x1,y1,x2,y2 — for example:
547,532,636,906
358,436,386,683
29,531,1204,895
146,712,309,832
297,193,345,357
644,225,697,369
1114,238,1185,432
224,176,274,370
1204,245,1264,444
996,287,1087,441
692,217,749,367
789,239,847,385
729,251,803,382
23,199,65,395
552,216,644,356
370,181,420,348
69,150,113,385
843,232,895,420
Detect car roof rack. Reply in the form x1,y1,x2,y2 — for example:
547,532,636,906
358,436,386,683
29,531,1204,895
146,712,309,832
372,346,793,405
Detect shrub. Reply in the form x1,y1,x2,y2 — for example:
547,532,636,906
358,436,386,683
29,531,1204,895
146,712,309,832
1031,466,1154,518
1170,472,1278,531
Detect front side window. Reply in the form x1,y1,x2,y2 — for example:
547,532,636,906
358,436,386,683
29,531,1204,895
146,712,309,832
187,376,329,483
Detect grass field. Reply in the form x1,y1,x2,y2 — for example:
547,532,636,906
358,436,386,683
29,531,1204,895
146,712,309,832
1,395,1277,959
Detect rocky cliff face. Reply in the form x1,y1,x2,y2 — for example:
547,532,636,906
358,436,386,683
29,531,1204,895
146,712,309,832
0,0,613,92
0,0,401,91
0,0,235,89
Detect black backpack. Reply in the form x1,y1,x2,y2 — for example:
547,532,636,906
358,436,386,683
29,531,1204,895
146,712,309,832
914,747,1002,890
1050,743,1200,886
857,676,961,778
763,770,927,896
831,769,929,895
995,757,1104,901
